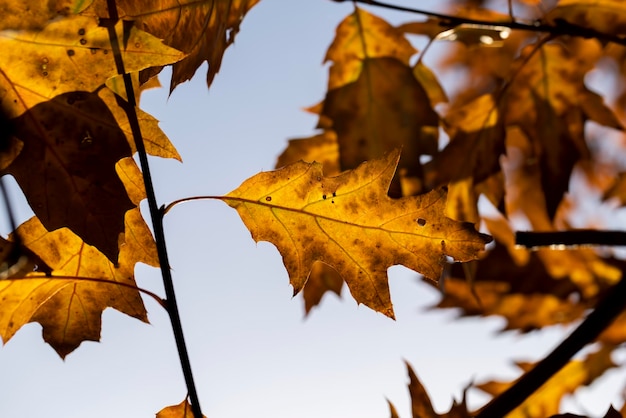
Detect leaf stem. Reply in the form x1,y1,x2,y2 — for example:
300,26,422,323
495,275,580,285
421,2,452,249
103,1,203,416
5,274,167,309
334,0,626,46
474,274,626,417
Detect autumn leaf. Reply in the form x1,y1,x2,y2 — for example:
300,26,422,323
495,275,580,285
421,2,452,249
504,41,622,218
388,361,471,418
102,0,261,92
425,94,503,188
3,91,134,262
325,7,416,90
476,345,617,417
322,57,439,197
99,87,182,161
156,399,206,418
222,149,491,318
0,14,185,119
0,212,156,357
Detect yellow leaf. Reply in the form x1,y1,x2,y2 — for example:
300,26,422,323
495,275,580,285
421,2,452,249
222,150,491,318
0,0,73,31
0,212,155,357
99,87,182,161
0,14,185,119
325,7,416,89
107,0,260,92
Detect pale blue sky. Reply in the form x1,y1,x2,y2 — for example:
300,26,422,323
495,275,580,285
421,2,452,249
0,1,623,417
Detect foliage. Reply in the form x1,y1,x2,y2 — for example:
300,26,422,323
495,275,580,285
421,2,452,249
1,0,626,416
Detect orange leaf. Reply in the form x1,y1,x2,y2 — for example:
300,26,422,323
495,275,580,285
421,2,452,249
111,0,261,92
222,150,491,318
0,212,155,357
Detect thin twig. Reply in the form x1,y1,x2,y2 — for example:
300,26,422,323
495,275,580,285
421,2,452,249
4,274,167,309
103,1,204,416
332,0,626,46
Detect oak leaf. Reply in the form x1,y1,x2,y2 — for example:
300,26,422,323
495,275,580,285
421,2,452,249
3,91,133,262
322,57,439,197
222,150,491,318
0,213,154,357
109,0,261,92
0,14,184,119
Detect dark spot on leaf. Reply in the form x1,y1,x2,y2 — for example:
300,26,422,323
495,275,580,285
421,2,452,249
80,38,87,45
331,200,335,204
78,28,86,36
265,196,272,202
332,191,336,197
103,50,108,54
323,194,327,200
417,218,426,226
42,71,48,77
67,49,75,57
90,48,97,54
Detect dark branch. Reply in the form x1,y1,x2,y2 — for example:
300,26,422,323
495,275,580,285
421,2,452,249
333,0,626,46
103,1,204,417
516,230,626,248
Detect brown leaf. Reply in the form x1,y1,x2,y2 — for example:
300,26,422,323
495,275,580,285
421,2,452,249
113,0,261,92
322,57,439,197
504,41,619,218
4,91,133,262
222,149,491,318
156,399,206,418
0,215,151,357
425,94,504,188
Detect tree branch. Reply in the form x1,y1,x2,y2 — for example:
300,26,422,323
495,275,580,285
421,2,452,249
103,1,204,417
516,230,626,248
333,0,626,46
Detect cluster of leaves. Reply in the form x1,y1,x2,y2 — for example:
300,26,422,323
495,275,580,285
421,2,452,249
274,0,626,415
2,0,626,416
